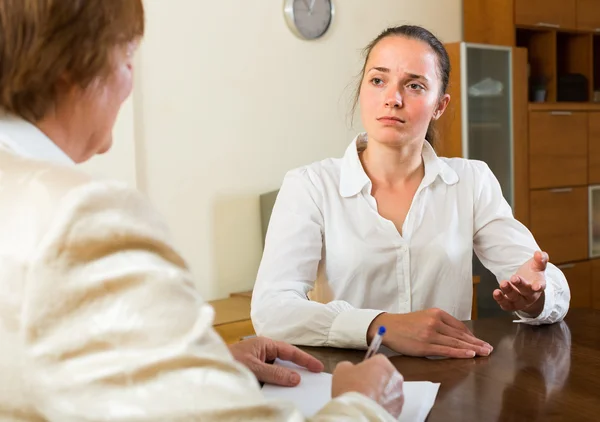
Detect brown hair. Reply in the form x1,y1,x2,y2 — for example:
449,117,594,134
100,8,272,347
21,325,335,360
351,25,451,149
0,0,145,122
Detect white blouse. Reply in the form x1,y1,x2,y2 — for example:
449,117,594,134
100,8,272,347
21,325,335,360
251,134,570,350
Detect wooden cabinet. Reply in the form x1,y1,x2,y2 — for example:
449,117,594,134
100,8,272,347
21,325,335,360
463,0,514,46
438,44,529,223
529,111,588,189
558,261,592,308
530,187,588,264
577,0,600,31
515,0,577,29
590,112,600,183
209,296,255,344
593,259,600,310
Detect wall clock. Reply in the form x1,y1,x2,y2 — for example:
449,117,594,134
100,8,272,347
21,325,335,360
284,0,334,40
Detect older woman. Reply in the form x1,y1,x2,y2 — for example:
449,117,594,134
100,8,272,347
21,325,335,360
0,1,403,420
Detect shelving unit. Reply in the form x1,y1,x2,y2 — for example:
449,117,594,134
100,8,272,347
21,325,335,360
457,0,600,310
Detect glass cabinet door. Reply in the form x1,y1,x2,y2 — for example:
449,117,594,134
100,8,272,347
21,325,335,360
463,44,513,206
463,44,513,318
590,186,600,258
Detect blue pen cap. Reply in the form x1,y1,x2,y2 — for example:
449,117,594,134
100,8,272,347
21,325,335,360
378,326,386,335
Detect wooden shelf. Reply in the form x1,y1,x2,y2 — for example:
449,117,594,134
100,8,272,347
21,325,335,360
529,102,600,111
516,24,597,35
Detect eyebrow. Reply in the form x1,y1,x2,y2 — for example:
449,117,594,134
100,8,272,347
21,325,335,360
367,67,429,81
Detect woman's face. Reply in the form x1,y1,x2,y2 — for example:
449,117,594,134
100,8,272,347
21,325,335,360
78,41,137,159
358,35,449,148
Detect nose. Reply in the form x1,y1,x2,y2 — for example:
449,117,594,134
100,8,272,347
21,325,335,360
385,87,403,109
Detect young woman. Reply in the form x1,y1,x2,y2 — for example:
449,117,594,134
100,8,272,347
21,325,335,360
252,25,570,359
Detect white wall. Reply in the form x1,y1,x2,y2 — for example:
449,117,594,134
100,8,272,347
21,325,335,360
80,96,138,187
118,0,462,300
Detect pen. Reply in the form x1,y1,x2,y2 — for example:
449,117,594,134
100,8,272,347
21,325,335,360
364,326,386,360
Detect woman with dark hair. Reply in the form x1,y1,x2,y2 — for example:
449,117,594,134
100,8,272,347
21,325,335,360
252,25,570,359
0,1,404,420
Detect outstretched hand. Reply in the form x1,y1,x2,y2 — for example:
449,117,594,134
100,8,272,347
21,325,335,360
493,251,548,317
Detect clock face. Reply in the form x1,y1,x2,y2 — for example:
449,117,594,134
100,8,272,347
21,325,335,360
286,0,333,40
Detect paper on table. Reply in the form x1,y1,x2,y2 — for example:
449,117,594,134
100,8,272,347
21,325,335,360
261,359,440,422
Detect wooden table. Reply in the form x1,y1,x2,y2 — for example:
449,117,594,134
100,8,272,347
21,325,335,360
301,309,600,421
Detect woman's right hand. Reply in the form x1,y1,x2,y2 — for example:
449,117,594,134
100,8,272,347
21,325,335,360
332,354,404,418
368,309,493,358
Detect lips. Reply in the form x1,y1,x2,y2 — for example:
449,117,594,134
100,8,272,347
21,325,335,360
377,116,406,124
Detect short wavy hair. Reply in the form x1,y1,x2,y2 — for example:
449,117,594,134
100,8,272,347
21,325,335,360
0,0,145,122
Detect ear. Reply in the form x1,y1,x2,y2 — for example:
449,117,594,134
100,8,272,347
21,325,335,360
432,93,451,120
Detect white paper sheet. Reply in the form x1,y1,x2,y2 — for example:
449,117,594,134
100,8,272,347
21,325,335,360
261,359,440,421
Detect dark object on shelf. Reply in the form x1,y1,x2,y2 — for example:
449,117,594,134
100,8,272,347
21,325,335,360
557,73,589,102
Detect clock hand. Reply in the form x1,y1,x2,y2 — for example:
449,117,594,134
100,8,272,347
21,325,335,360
309,0,316,15
302,0,311,11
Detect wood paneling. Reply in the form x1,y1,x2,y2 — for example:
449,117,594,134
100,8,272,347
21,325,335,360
436,43,462,158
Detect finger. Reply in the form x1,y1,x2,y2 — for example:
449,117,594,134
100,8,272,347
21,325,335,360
511,275,545,297
531,250,549,272
500,280,523,303
251,360,301,387
433,330,493,356
493,289,517,311
425,343,478,359
382,370,405,417
266,340,324,373
334,361,353,373
438,323,493,355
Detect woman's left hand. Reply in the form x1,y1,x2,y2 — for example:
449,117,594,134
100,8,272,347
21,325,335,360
493,251,548,317
228,336,324,387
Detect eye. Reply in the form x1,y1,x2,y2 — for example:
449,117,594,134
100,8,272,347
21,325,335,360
408,83,425,91
370,77,384,86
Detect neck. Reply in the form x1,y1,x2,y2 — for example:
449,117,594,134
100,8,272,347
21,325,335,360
360,137,424,187
35,108,91,164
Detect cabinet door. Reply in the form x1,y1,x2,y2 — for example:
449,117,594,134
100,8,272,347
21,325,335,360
589,113,600,184
593,259,600,310
577,0,600,31
558,261,592,308
465,46,513,206
530,187,588,264
515,0,577,29
529,111,588,189
463,0,514,46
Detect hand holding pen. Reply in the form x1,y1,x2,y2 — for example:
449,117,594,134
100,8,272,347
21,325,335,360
332,325,404,418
